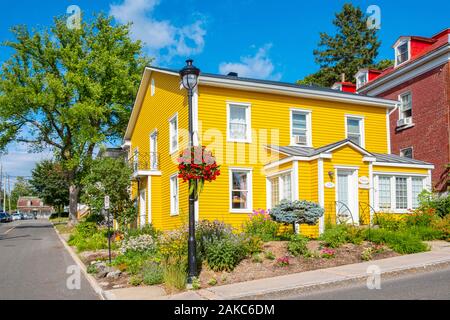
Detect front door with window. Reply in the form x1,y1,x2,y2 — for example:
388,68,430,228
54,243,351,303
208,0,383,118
139,189,146,228
336,170,359,224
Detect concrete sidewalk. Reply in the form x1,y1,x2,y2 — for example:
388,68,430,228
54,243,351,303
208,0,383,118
104,241,450,300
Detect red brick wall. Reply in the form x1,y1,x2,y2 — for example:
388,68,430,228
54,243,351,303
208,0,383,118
379,63,450,191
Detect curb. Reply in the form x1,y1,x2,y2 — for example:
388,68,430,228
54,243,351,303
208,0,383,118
53,225,107,300
199,259,450,300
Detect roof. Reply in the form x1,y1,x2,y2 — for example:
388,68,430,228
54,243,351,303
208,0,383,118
124,66,398,140
359,28,450,92
267,139,433,166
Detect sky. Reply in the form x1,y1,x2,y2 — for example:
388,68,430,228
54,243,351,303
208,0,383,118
0,0,449,183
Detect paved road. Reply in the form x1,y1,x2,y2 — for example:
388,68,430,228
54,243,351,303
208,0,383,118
0,220,99,300
288,267,450,300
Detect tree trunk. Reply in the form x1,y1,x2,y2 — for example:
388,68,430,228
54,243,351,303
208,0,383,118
69,184,79,222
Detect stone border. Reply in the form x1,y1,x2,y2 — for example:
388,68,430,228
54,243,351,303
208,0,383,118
53,225,107,300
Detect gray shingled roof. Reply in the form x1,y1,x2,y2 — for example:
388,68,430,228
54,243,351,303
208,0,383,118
268,140,432,166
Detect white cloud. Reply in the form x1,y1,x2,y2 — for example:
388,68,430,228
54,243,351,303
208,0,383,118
218,44,281,80
109,0,206,60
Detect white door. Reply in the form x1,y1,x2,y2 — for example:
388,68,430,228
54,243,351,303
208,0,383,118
139,189,146,228
336,170,359,224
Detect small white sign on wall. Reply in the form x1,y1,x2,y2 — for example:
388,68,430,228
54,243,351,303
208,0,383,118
325,182,335,189
359,176,370,185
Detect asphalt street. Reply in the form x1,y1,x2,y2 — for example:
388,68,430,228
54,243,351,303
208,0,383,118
288,266,450,300
0,220,99,300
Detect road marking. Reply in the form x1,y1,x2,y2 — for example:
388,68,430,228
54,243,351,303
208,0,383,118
2,226,16,235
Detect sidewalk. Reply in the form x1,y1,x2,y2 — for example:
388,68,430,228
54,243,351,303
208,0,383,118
104,241,450,300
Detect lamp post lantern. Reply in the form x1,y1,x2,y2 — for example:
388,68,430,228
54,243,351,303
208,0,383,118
179,59,200,283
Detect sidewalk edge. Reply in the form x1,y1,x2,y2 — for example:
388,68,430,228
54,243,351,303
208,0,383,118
53,225,107,300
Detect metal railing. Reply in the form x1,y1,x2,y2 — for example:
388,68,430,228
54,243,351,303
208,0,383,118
129,151,159,172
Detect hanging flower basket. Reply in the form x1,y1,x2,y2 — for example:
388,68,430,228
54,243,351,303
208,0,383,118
177,146,221,197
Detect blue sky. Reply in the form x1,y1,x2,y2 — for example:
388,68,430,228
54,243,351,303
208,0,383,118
0,0,449,180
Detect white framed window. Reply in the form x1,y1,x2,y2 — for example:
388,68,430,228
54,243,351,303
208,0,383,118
229,168,253,212
269,171,293,208
399,92,412,120
395,40,410,66
375,175,426,212
345,115,365,147
356,72,368,89
169,114,178,154
227,102,251,142
290,109,312,146
400,147,413,159
170,174,179,215
150,78,155,96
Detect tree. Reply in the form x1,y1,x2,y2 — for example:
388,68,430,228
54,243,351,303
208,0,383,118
30,160,69,215
80,157,135,228
0,14,151,221
9,177,34,211
297,3,382,87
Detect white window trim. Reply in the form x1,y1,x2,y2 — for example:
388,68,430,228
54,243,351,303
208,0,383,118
374,174,427,213
229,167,253,213
150,78,155,96
169,113,178,154
400,146,413,159
170,174,179,216
355,70,368,89
226,102,252,143
290,108,313,147
266,170,294,209
398,91,412,121
394,39,411,68
345,115,365,148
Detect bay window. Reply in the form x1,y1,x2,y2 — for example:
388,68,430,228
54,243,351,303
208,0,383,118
375,175,426,212
269,172,293,208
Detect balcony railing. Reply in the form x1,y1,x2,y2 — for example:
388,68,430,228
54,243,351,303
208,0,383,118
129,151,159,174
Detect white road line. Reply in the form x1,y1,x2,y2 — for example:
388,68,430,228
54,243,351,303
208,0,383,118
2,226,16,235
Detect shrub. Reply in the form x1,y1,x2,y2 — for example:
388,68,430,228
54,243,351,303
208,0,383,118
125,224,161,240
191,277,201,290
120,234,157,254
203,234,246,272
264,251,275,260
163,259,187,290
408,226,444,241
241,235,263,255
129,275,143,286
405,208,437,228
196,220,233,257
418,190,450,218
374,214,406,231
367,228,429,254
87,264,98,274
112,250,151,275
321,248,336,259
287,234,310,257
207,278,217,286
276,256,290,267
252,253,263,263
361,247,373,261
431,215,450,241
74,221,98,238
85,213,105,225
319,224,349,248
159,227,188,263
243,209,280,241
142,262,164,285
270,200,324,232
68,228,110,252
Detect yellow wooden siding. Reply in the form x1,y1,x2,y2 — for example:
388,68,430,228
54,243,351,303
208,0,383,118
373,165,429,175
298,160,319,238
130,71,190,231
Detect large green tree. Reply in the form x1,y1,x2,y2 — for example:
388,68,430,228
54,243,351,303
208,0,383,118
30,160,69,215
297,3,388,87
7,177,34,211
0,14,151,221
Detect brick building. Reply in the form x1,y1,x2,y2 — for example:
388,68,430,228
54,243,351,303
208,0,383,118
355,28,450,191
17,196,54,218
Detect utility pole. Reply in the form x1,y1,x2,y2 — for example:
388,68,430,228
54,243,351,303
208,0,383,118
3,171,6,213
8,175,11,214
0,164,3,212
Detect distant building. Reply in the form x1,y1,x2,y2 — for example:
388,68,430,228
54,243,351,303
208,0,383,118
17,196,54,218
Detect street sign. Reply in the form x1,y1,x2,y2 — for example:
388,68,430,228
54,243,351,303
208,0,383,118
104,196,110,210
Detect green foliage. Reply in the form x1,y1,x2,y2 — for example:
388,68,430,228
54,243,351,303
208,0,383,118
361,247,373,261
196,220,233,257
252,253,263,263
125,224,161,239
129,275,143,286
207,278,217,286
0,14,151,220
163,261,187,290
68,230,109,252
142,262,164,286
243,209,280,241
112,250,153,275
203,234,247,272
241,235,263,255
87,264,98,274
418,191,450,218
191,277,201,290
30,160,69,213
320,224,365,248
264,251,276,260
9,177,34,211
81,157,134,221
374,215,406,231
297,3,381,87
270,200,324,226
287,234,310,257
367,229,429,254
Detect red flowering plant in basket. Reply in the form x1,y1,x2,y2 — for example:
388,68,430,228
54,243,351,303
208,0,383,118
177,146,221,197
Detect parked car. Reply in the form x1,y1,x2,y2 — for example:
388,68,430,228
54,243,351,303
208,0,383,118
0,212,12,223
11,213,22,221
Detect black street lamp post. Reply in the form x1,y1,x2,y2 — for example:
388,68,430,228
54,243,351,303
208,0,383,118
179,59,201,284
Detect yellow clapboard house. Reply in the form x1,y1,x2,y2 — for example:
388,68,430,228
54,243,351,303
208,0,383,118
122,65,434,237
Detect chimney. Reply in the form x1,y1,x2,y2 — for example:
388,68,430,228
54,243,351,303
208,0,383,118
227,72,238,77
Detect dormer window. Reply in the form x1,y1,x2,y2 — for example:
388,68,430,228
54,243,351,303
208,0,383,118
355,71,368,89
395,40,410,66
